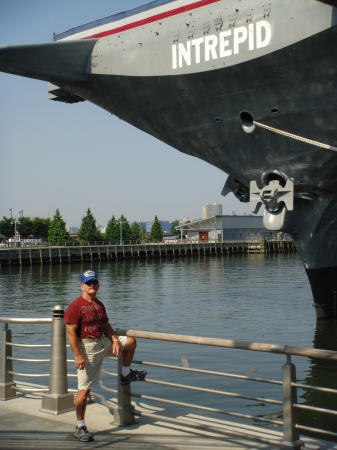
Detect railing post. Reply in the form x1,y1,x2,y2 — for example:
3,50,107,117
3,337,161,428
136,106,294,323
114,355,135,426
280,356,304,450
0,324,16,400
41,305,75,414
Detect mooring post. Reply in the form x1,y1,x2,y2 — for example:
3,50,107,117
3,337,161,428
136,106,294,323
260,238,265,254
0,323,16,400
114,354,135,426
41,305,74,414
280,356,304,450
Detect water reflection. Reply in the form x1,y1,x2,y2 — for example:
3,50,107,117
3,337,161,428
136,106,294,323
299,318,337,434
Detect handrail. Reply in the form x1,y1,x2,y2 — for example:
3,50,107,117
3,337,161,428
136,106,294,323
292,382,337,394
7,343,51,348
294,404,337,416
8,357,50,363
130,358,283,385
116,329,337,360
0,318,52,324
9,371,50,378
133,377,283,405
296,424,337,439
130,391,283,426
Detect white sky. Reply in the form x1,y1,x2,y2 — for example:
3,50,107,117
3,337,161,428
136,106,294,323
0,0,252,228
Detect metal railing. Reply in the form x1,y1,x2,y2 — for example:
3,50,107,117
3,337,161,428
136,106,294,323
1,311,337,449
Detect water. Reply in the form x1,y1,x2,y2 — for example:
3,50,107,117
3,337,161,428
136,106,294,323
1,253,336,435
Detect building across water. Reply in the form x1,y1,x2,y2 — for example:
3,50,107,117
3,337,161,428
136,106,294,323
177,215,291,242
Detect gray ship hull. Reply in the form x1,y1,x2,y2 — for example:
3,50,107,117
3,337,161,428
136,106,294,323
84,25,337,318
80,26,337,191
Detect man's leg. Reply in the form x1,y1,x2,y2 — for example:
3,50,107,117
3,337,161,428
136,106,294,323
74,388,93,442
75,389,90,421
74,340,105,442
122,336,137,366
119,336,147,385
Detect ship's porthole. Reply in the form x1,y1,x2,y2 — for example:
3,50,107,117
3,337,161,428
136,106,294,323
214,117,222,123
271,107,279,114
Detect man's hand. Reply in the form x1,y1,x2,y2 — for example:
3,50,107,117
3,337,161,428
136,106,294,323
103,322,121,356
112,340,121,356
75,353,85,370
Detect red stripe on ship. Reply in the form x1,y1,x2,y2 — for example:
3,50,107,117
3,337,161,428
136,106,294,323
84,0,220,39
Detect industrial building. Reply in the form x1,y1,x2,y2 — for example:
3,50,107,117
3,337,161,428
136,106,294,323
176,215,290,242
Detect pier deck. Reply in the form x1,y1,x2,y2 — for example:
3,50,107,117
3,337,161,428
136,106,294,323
0,396,334,450
0,240,295,266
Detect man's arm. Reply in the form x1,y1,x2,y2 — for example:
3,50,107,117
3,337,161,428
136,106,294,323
66,323,85,370
103,322,121,357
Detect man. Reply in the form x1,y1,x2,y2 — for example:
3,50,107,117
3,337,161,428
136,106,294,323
64,269,147,443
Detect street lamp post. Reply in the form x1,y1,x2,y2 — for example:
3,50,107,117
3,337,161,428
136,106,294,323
11,218,20,247
120,218,123,245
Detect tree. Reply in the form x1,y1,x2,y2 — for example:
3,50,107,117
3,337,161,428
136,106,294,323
171,219,180,237
48,209,70,243
139,226,147,243
130,221,140,241
1,216,50,241
0,216,15,238
119,215,131,242
150,215,163,242
17,216,33,238
78,208,101,242
104,215,120,242
32,217,51,240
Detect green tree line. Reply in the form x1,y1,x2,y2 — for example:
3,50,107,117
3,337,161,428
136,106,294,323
0,216,51,240
0,209,175,244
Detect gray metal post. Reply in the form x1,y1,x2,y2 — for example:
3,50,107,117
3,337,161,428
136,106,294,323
114,355,135,426
280,356,304,450
41,305,75,414
0,324,16,400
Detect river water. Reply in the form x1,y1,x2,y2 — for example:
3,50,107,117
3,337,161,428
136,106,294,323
1,253,336,436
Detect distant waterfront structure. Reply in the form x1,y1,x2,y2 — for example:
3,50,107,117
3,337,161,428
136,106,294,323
176,215,291,242
98,225,106,234
202,203,222,219
68,226,78,234
136,220,173,233
146,221,152,233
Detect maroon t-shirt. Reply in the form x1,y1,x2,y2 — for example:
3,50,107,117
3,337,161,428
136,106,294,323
64,295,109,339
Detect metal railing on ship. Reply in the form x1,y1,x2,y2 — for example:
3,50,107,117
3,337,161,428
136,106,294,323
1,306,337,449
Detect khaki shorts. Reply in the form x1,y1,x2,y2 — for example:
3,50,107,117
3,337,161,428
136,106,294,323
77,335,128,390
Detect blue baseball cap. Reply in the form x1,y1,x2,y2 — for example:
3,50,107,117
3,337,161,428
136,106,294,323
81,269,98,283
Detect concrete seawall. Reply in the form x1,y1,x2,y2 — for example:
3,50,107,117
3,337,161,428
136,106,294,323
0,240,295,266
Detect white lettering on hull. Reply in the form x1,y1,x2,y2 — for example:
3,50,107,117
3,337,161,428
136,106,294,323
172,20,272,69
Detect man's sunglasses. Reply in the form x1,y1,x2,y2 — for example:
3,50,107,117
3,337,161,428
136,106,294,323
84,280,98,286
